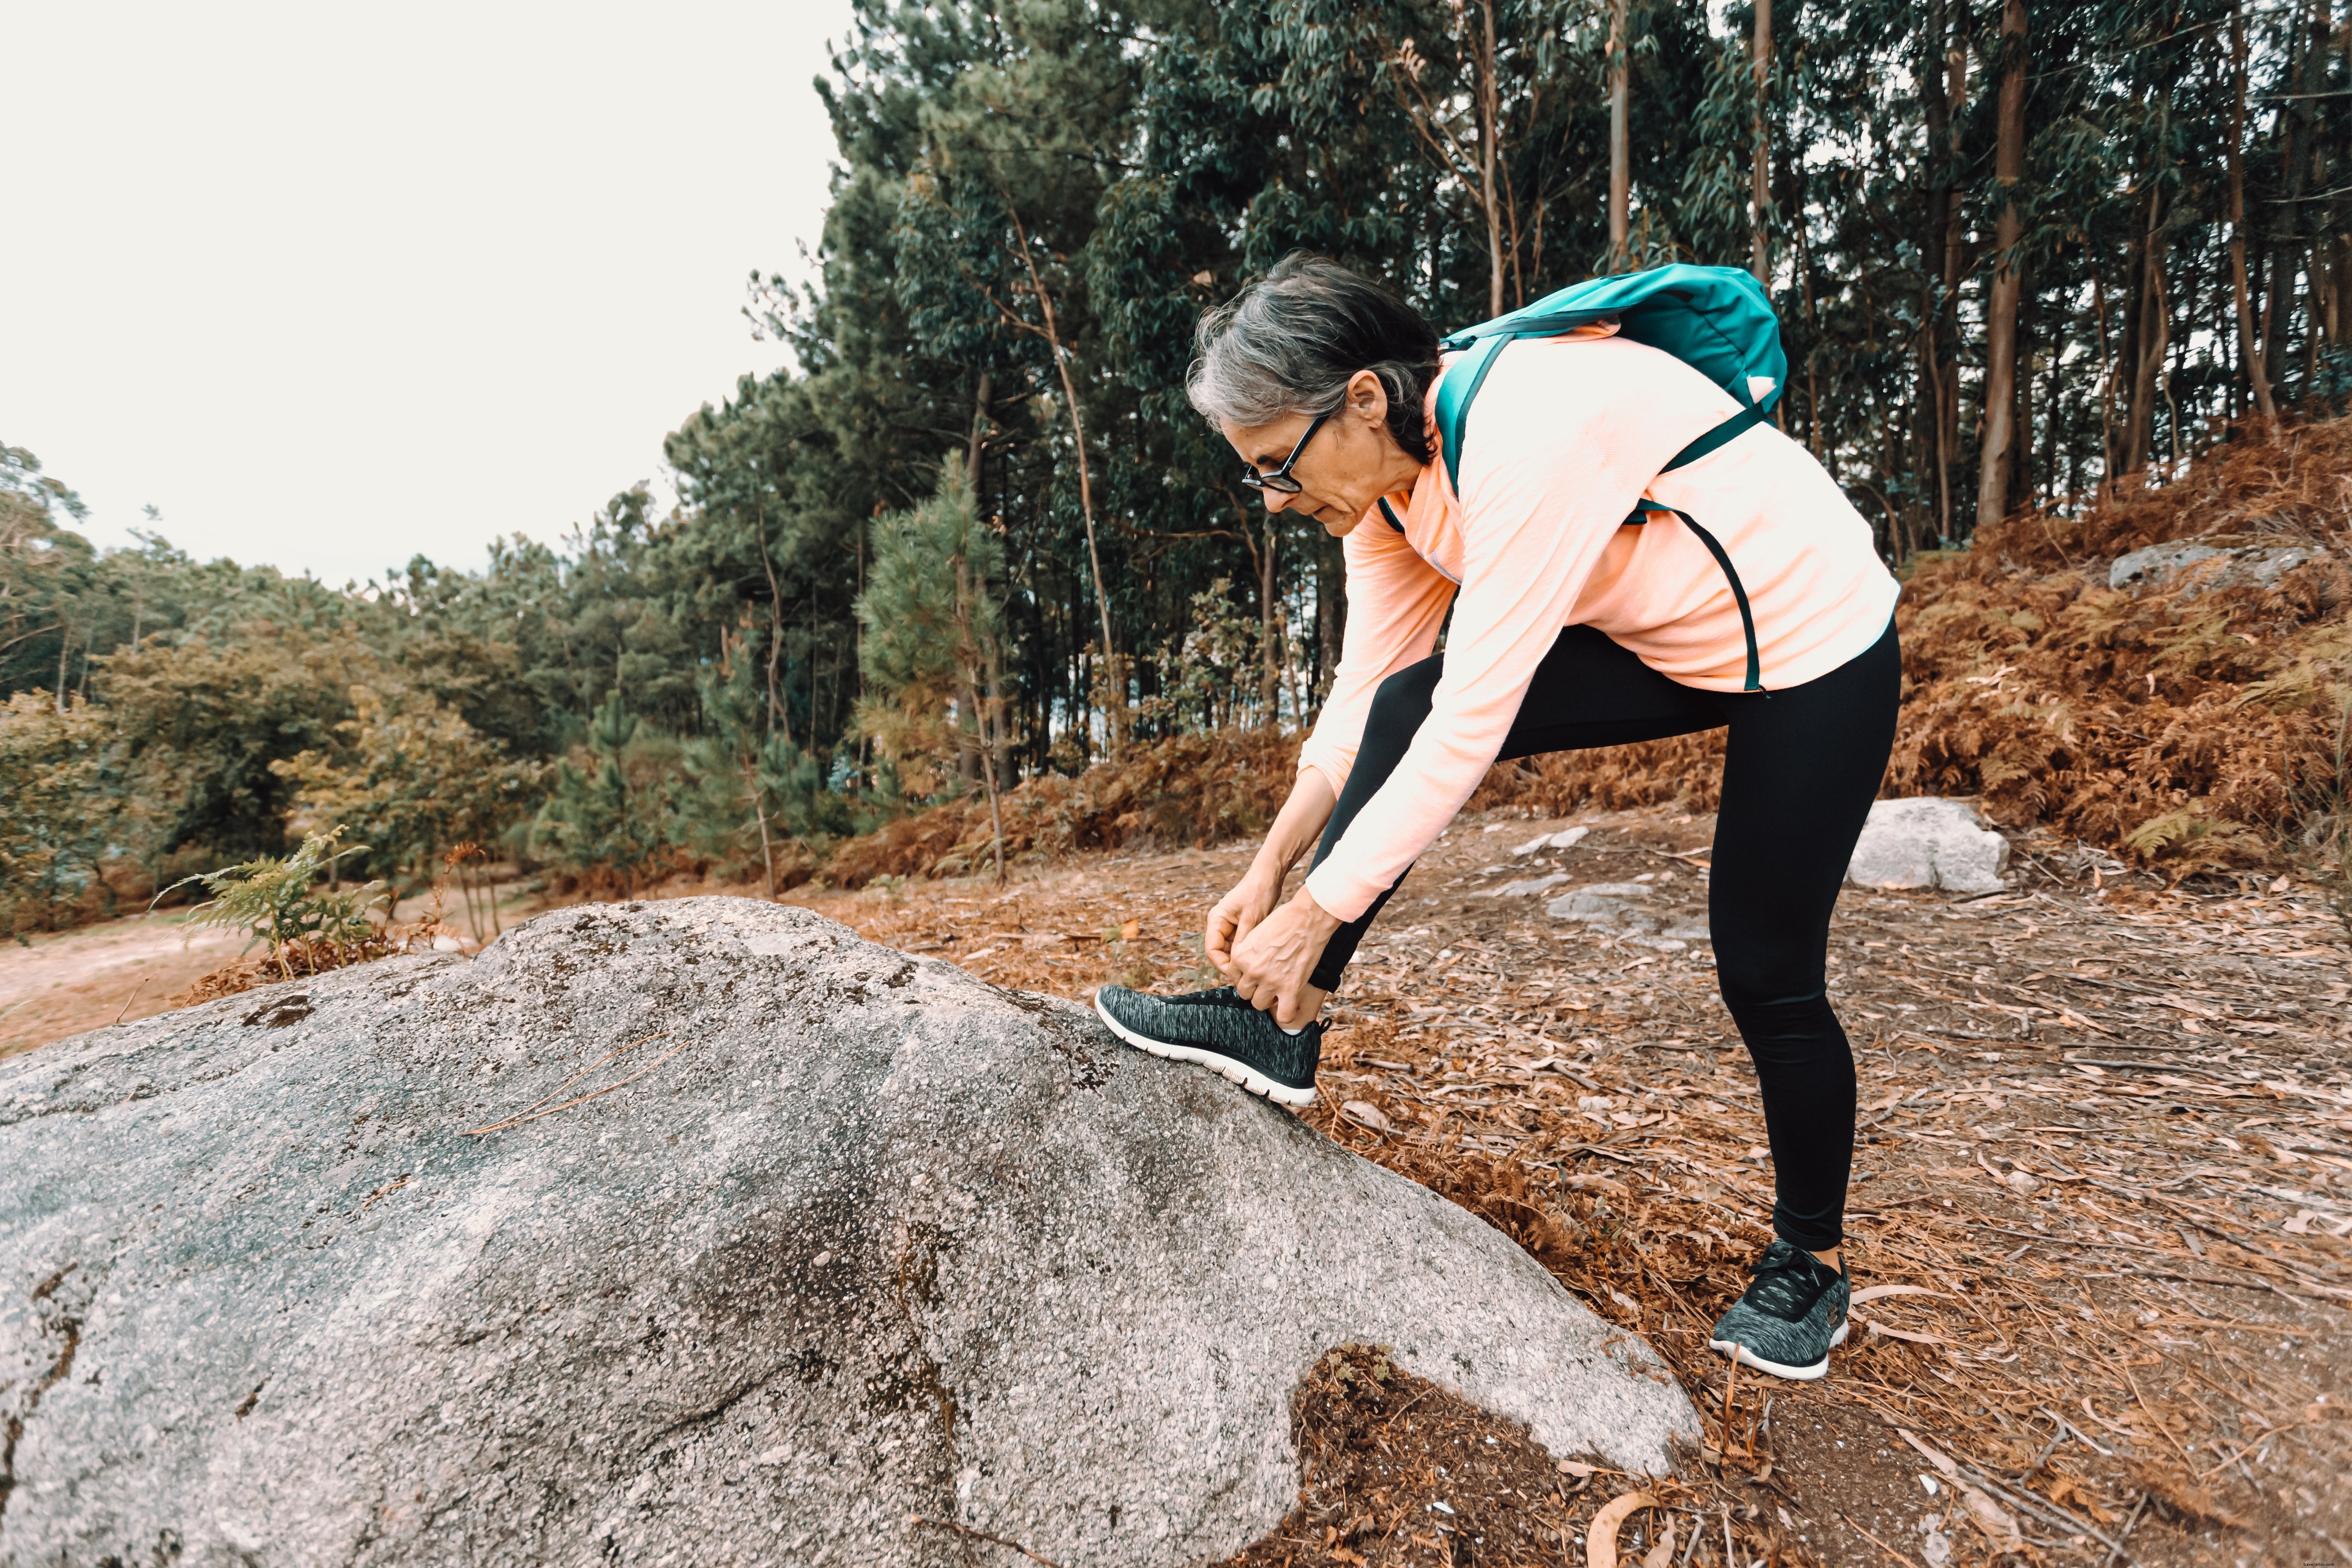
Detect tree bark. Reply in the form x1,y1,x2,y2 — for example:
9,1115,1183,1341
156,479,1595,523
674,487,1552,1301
1478,0,1505,315
1313,531,1344,711
966,369,992,496
755,504,792,747
1920,0,1955,544
2091,258,2118,492
1608,0,1631,273
952,555,1006,885
1259,518,1281,722
2263,2,2312,396
2124,218,2171,479
1001,198,1121,750
2228,0,2281,421
1973,0,2029,532
1939,45,1968,533
1750,0,1773,285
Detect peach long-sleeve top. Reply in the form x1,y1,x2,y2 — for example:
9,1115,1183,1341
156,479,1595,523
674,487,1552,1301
1296,329,1901,924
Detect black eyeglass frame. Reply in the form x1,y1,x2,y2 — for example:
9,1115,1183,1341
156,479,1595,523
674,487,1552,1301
1239,406,1335,494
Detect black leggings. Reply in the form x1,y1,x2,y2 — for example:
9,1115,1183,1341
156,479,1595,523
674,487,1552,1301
1308,616,1900,1251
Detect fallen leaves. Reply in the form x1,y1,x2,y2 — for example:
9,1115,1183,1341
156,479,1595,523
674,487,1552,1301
1586,1490,1658,1568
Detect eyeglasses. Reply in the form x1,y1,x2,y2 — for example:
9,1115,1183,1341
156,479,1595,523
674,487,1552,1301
1239,407,1333,494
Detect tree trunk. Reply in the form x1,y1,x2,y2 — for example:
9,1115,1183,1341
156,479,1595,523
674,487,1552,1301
2228,0,2281,421
2262,3,2310,397
2091,258,2118,492
967,369,992,496
756,505,793,747
1919,0,1951,544
1478,0,1505,315
1749,0,1772,285
1259,518,1281,723
746,759,776,899
2011,285,2038,515
1973,0,2028,532
1608,0,1630,273
2128,249,2171,481
1002,199,1121,750
1313,531,1344,710
952,556,1006,885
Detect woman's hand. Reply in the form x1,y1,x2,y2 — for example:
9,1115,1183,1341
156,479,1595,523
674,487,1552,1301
1204,866,1284,977
1226,887,1341,1030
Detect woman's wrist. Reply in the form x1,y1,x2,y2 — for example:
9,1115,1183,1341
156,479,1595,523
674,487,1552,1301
1289,883,1342,936
1248,845,1296,889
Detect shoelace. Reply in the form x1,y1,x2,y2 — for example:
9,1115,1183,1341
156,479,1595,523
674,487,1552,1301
1744,1245,1831,1318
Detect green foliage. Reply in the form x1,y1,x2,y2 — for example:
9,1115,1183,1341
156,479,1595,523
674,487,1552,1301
530,692,673,896
1138,579,1264,735
854,456,1009,802
272,686,546,896
160,828,385,982
11,0,2352,912
0,692,136,937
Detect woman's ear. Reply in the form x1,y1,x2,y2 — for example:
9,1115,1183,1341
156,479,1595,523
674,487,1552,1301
1345,368,1390,427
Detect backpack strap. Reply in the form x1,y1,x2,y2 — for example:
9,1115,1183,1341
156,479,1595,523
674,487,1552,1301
1628,499,1764,692
1660,404,1770,472
1433,334,1513,496
1432,337,1770,692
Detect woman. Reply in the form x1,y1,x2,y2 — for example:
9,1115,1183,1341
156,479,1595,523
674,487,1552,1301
1093,254,1901,1383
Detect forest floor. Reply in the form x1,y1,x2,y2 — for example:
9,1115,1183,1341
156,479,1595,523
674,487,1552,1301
0,913,243,1059
10,806,2347,1568
784,804,2352,1568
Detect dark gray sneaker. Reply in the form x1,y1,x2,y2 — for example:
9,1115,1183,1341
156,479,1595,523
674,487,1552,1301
1093,984,1322,1107
1707,1240,1851,1381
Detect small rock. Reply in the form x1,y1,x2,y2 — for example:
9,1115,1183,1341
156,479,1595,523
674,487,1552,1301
1544,883,1652,922
1661,919,1711,942
431,934,465,952
1620,934,1687,952
2109,542,2224,591
2110,541,2319,596
1484,873,1569,898
2006,1170,2041,1197
1513,826,1591,856
1847,798,2010,894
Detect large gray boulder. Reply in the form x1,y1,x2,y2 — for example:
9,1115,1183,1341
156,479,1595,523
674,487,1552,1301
0,898,1695,1567
1848,796,2011,894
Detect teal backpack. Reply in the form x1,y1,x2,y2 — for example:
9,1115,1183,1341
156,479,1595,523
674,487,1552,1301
1413,263,1788,690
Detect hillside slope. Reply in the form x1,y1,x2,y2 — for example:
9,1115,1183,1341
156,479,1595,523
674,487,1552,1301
826,418,2352,891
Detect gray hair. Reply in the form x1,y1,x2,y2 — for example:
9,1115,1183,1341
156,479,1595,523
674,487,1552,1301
1186,254,1441,464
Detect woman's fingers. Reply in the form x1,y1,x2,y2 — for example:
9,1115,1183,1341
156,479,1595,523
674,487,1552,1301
1204,903,1239,971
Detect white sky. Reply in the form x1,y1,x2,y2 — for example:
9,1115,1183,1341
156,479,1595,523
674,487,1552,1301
3,0,858,588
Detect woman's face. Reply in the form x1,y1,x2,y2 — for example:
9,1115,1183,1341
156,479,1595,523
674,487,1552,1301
1220,369,1422,536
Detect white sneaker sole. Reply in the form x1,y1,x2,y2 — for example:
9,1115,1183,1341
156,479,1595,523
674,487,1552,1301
1709,1320,1850,1382
1092,993,1318,1107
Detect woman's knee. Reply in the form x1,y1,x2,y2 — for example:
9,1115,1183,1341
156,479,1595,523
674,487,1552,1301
1712,944,1827,1019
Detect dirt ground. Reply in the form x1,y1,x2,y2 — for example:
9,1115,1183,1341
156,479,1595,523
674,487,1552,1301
0,915,244,1059
12,808,2348,1568
782,805,2352,1568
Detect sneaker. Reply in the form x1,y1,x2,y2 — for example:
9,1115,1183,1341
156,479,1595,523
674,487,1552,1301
1706,1239,1851,1381
1092,984,1322,1107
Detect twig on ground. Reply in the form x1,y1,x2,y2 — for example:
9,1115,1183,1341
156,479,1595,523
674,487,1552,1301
910,1513,1064,1567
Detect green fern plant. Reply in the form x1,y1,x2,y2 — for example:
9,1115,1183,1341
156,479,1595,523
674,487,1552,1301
156,827,384,980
